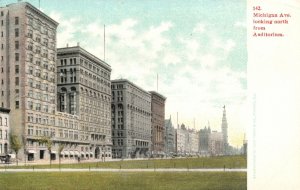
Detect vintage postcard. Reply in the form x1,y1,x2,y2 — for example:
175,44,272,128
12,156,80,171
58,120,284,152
0,0,298,189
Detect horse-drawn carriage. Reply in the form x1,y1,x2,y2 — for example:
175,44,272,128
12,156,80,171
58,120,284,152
0,154,11,163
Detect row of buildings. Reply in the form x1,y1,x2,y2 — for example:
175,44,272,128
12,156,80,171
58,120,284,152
162,106,231,157
0,2,167,162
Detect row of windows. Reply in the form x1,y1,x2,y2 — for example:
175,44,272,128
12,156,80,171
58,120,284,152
26,14,56,39
112,139,124,146
27,114,55,126
27,58,56,74
28,78,56,93
27,30,55,50
27,66,55,82
80,59,110,79
79,77,110,93
26,42,55,61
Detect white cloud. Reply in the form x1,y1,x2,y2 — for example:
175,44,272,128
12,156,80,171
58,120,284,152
235,21,247,28
193,23,206,34
49,11,81,48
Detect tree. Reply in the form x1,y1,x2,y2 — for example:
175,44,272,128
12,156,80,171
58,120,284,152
58,144,64,168
9,134,22,166
39,136,53,167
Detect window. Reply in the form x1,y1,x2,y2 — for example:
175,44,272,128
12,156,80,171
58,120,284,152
36,46,41,54
28,42,33,51
15,41,19,49
43,38,48,46
28,17,33,25
36,81,41,89
36,34,41,43
15,28,19,37
28,126,33,135
15,101,19,109
28,29,33,38
15,17,19,25
28,90,33,97
15,77,19,86
15,65,19,74
15,53,19,61
29,66,33,75
29,78,33,87
36,69,41,77
28,101,33,110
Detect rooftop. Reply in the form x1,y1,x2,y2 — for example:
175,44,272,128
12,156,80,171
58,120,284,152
57,46,111,71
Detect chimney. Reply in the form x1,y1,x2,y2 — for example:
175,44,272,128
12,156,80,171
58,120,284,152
77,42,80,46
66,43,69,47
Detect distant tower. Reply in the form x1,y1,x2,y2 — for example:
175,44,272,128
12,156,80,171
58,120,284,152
221,105,228,155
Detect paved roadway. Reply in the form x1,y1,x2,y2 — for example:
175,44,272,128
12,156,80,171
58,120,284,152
0,168,246,172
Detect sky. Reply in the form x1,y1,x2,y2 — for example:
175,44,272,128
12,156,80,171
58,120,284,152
2,0,247,147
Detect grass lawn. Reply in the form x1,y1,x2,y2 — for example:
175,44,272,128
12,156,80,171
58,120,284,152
6,155,246,169
0,172,247,190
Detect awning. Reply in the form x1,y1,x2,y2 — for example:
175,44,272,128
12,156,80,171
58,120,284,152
62,151,69,155
81,152,85,156
69,151,75,155
28,150,36,154
74,151,80,156
90,152,94,155
51,151,57,154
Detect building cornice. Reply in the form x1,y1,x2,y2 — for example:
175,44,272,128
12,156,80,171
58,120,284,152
57,46,111,71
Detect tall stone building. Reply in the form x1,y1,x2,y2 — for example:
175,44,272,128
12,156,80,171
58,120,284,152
0,2,58,160
149,91,166,157
164,116,175,155
57,46,112,160
111,79,151,158
221,105,228,155
209,131,224,156
0,107,10,155
199,125,211,155
176,124,187,155
187,129,199,155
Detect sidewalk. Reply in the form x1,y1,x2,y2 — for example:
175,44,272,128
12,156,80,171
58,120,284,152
0,168,247,172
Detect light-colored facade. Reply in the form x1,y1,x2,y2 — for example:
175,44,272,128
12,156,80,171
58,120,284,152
175,125,187,155
0,108,9,155
209,131,224,156
56,46,112,160
0,2,58,161
164,116,175,155
150,91,166,156
187,129,199,155
111,79,151,158
199,126,211,155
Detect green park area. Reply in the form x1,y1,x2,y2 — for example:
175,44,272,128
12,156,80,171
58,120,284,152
0,172,246,190
5,155,246,169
